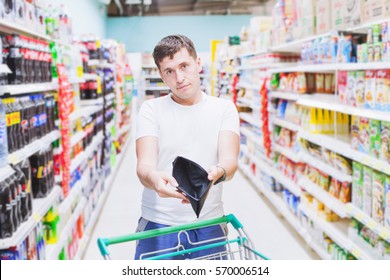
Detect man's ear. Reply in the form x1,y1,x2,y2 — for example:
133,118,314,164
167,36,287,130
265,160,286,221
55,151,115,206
197,57,202,73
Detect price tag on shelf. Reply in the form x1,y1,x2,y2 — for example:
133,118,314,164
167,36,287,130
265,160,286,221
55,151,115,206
33,213,41,222
379,229,390,241
367,220,376,230
8,153,19,165
77,66,83,78
351,248,362,259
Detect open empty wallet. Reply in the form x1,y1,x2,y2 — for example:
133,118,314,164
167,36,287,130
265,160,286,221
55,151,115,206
172,156,213,218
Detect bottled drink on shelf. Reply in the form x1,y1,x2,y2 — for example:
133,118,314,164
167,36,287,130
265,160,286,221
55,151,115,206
13,164,33,223
0,180,15,239
0,99,8,167
5,175,20,231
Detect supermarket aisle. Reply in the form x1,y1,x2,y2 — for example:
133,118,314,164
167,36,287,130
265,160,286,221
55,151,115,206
83,141,318,260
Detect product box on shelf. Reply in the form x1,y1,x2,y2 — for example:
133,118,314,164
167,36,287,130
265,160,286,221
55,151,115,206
331,0,346,29
352,161,364,210
375,69,390,111
364,70,377,109
369,119,381,159
372,171,385,225
363,165,373,217
380,121,390,162
343,0,364,27
14,0,26,26
385,176,390,229
316,0,331,35
0,0,15,21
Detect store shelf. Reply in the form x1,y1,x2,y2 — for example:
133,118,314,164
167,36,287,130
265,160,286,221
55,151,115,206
300,152,352,183
0,82,59,95
144,74,162,79
240,126,262,144
46,197,87,260
238,63,298,71
8,130,61,165
239,162,330,259
142,64,158,68
273,144,301,163
346,204,390,243
69,77,85,84
88,60,115,69
0,19,50,40
271,32,331,53
239,113,262,128
345,18,390,34
70,151,87,173
71,131,86,147
69,105,101,121
0,186,62,249
271,168,301,197
80,97,104,106
239,49,269,58
273,118,300,131
145,86,170,91
85,131,104,158
299,204,374,260
269,91,303,101
298,177,348,218
0,64,11,74
83,73,99,80
105,92,116,101
297,94,390,123
237,82,261,90
0,165,15,182
299,131,390,176
58,171,89,214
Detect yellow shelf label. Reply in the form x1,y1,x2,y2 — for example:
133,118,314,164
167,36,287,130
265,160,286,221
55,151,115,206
33,213,41,222
77,66,83,78
367,220,376,230
97,76,102,94
351,248,361,258
379,229,390,240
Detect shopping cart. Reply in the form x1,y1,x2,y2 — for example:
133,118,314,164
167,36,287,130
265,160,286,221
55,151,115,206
97,214,269,260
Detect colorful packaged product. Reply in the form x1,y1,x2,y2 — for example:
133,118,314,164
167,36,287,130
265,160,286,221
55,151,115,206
380,121,390,163
352,162,364,210
375,69,390,111
385,176,390,229
369,119,381,159
372,171,385,225
368,44,375,62
355,71,365,108
363,166,373,217
359,117,371,154
339,182,351,203
338,71,348,104
364,70,376,109
347,71,357,106
374,42,383,62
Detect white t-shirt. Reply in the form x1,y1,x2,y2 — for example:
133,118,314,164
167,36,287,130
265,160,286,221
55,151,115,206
136,92,240,225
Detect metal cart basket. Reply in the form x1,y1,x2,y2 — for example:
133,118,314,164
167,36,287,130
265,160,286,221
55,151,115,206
97,214,269,260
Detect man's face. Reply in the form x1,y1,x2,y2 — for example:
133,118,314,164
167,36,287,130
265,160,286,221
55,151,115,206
159,48,202,105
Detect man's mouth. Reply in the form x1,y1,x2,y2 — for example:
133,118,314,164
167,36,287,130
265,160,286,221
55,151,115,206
177,84,189,90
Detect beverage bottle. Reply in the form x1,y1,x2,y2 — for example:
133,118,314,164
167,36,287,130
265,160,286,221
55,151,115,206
29,38,37,83
0,99,9,167
0,34,8,86
23,36,32,84
19,97,29,145
48,146,54,190
3,98,13,153
20,159,32,205
7,34,24,84
26,96,36,142
5,176,20,230
30,95,39,140
13,97,24,148
14,164,32,222
10,172,23,225
0,181,15,238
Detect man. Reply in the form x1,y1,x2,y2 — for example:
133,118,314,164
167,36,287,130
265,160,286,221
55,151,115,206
135,35,240,259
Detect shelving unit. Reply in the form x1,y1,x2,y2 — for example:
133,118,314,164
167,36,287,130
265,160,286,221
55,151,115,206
0,82,59,95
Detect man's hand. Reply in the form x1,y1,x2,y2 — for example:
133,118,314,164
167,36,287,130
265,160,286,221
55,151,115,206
207,165,224,184
149,171,190,204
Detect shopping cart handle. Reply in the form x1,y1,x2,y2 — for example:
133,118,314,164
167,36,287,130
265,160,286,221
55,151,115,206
97,214,243,254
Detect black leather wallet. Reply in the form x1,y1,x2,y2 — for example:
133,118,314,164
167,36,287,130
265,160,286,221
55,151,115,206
172,156,212,218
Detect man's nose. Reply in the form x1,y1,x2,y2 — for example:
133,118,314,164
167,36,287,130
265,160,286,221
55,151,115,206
176,70,185,83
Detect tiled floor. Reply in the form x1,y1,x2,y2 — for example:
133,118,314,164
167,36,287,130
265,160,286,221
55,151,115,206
83,137,318,260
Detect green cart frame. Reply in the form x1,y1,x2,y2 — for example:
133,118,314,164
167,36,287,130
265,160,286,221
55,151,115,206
97,214,269,260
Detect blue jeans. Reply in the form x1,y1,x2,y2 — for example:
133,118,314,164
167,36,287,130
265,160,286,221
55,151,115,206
134,218,227,260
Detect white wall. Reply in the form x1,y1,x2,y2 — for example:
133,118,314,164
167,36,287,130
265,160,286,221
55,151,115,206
51,0,107,39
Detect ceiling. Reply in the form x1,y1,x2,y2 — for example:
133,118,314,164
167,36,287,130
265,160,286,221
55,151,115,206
107,0,272,17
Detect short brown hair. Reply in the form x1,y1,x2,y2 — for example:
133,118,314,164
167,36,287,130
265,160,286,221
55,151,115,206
153,35,197,69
